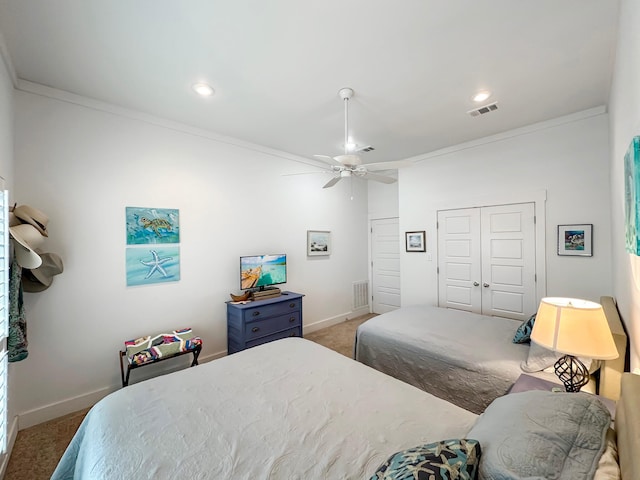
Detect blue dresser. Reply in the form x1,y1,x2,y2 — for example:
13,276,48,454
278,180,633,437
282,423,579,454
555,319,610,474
226,291,304,354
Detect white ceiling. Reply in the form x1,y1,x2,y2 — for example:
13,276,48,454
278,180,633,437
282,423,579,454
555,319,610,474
0,0,620,164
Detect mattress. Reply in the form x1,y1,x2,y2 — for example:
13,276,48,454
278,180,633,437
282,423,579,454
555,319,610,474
52,337,477,480
355,305,532,414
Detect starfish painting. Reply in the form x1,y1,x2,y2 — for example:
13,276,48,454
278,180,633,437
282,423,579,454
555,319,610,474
140,250,172,279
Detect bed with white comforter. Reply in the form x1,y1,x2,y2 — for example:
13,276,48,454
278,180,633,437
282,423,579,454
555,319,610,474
52,338,477,479
355,297,627,415
52,335,639,480
355,305,532,414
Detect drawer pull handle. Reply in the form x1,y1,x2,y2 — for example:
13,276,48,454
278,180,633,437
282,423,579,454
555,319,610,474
289,303,296,308
251,327,260,333
289,317,296,322
252,311,260,317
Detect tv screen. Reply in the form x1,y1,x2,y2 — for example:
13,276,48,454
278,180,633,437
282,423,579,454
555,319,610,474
240,254,287,290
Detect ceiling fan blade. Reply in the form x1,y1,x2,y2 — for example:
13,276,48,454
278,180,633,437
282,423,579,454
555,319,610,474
282,171,330,177
323,176,342,188
364,160,413,172
313,154,343,166
364,172,397,184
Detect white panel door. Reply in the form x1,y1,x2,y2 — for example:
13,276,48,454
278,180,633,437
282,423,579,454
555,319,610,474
437,203,537,319
371,218,401,314
437,208,482,313
481,203,536,320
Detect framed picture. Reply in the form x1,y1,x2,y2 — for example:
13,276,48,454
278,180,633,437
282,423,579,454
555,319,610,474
557,224,593,256
624,136,640,255
405,231,426,252
307,230,331,256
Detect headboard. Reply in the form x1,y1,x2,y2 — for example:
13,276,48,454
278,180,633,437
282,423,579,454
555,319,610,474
617,373,640,480
599,296,628,400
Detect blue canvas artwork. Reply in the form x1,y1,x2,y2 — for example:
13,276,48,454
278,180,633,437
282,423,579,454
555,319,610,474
126,207,180,245
624,136,640,255
126,247,180,286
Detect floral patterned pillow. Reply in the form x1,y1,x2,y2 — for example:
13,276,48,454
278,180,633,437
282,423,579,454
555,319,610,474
513,313,536,343
371,439,481,480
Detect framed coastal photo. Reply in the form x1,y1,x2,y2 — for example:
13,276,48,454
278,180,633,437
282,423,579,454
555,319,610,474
307,230,331,256
405,231,426,252
558,224,592,256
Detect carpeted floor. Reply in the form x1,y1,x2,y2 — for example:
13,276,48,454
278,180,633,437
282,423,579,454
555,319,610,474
3,313,374,480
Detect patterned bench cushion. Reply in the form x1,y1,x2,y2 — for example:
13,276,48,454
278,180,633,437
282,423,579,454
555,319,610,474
125,327,202,366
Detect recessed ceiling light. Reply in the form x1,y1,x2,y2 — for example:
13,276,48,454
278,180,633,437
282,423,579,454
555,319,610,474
473,90,492,103
192,83,215,97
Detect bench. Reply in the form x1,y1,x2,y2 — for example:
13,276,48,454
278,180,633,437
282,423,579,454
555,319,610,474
119,328,203,387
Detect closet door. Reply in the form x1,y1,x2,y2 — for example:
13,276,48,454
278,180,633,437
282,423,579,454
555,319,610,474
437,202,537,319
480,203,536,320
437,208,482,313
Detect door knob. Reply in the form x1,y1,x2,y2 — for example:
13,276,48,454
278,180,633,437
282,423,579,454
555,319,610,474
483,283,490,288
473,282,479,286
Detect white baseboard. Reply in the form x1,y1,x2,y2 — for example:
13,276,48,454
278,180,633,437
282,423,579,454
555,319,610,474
13,311,368,431
304,308,370,334
17,349,228,431
0,416,18,479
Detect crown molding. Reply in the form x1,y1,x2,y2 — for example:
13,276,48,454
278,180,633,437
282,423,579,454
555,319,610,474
0,28,17,87
408,105,608,164
15,79,326,170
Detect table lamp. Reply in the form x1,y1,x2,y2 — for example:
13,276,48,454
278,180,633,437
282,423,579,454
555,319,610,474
530,297,619,392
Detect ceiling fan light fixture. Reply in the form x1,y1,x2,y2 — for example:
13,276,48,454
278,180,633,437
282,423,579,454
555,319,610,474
473,90,492,103
192,82,215,97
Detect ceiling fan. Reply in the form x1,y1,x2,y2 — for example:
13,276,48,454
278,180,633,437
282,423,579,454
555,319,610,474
312,87,410,189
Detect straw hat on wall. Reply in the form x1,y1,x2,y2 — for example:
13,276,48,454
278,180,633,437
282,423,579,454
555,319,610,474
22,253,64,292
10,224,44,269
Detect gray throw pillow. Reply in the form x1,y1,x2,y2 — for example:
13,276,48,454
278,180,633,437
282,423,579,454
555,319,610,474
468,390,610,480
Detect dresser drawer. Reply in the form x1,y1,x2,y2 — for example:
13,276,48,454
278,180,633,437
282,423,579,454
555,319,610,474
245,312,301,341
244,298,301,320
226,291,304,354
246,327,301,349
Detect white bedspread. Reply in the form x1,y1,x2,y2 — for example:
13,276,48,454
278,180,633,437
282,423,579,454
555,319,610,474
355,305,531,414
52,338,477,480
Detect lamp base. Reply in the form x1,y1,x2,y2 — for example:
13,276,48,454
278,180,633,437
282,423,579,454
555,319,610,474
554,354,589,392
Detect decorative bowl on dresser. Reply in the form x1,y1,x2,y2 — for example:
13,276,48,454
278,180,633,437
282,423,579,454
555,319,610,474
226,291,304,353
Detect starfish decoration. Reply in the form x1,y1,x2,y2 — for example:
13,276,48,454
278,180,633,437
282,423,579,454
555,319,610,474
140,250,172,279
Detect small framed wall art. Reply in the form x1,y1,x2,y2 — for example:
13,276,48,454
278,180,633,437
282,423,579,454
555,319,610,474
557,224,592,256
405,231,426,252
307,230,331,256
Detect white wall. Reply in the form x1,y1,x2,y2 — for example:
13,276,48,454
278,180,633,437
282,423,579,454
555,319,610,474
0,29,15,476
398,111,612,308
609,0,640,370
10,88,369,427
368,178,398,220
0,43,13,189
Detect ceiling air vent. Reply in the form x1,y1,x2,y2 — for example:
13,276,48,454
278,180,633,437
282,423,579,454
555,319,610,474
356,145,375,153
467,102,499,117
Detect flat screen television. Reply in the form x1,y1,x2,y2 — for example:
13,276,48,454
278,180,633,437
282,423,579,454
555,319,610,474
240,254,287,291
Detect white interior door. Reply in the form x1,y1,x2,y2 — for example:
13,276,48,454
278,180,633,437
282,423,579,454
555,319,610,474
437,203,537,319
371,218,401,314
437,208,482,313
481,203,536,320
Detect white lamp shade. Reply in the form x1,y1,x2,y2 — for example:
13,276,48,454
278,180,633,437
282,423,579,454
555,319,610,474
531,297,619,360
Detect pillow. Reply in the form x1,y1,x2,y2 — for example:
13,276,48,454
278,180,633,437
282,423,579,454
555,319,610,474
522,343,601,375
468,390,611,480
371,439,481,480
512,313,536,344
543,358,602,375
520,342,563,372
594,428,621,480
